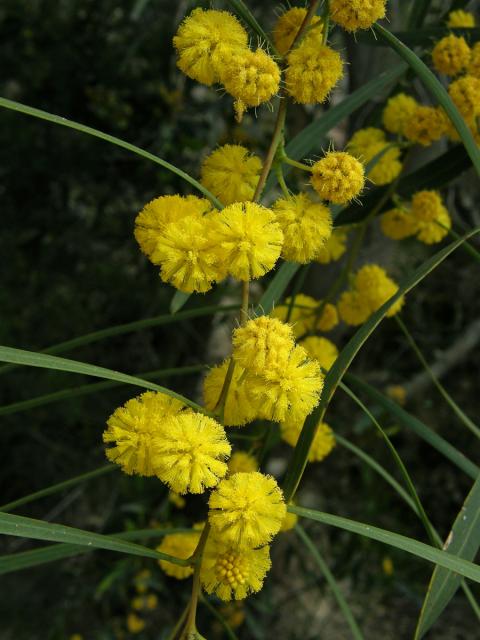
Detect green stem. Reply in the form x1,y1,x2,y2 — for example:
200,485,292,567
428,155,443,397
282,156,312,172
184,523,211,637
199,594,239,640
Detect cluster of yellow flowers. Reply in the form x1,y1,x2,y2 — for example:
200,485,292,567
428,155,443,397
125,570,158,634
347,127,403,186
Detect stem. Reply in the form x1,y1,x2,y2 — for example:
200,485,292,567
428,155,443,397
276,165,291,198
168,602,190,640
321,0,330,45
282,156,312,172
241,280,250,323
252,99,287,202
183,523,211,637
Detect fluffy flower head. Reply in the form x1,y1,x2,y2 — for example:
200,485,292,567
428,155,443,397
448,76,480,119
432,35,471,76
468,43,480,78
273,7,323,55
447,10,475,28
316,228,348,264
228,451,258,475
232,316,295,374
285,42,343,104
209,472,286,547
281,420,335,463
200,145,261,206
381,208,418,240
301,336,339,372
382,93,419,136
404,105,447,146
411,191,451,244
347,128,402,186
330,0,387,32
311,151,365,204
157,530,200,579
271,293,338,337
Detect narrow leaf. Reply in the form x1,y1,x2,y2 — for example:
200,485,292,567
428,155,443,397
170,290,191,314
256,261,300,316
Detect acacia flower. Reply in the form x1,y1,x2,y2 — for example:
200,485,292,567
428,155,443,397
347,127,402,186
316,228,348,264
311,151,365,204
411,191,451,244
157,530,200,579
272,7,323,55
301,336,339,372
271,293,338,337
228,451,258,475
448,76,480,119
200,144,261,205
232,316,295,374
330,0,387,32
285,42,343,104
468,43,480,78
127,613,145,634
382,93,419,136
381,208,418,240
281,420,336,463
447,10,475,28
432,35,471,77
404,105,447,146
208,472,286,547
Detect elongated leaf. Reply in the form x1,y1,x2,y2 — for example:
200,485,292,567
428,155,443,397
282,230,480,500
256,261,300,315
374,25,480,175
226,0,278,55
346,374,479,480
359,27,480,47
415,474,480,638
0,512,190,565
0,97,222,208
408,0,431,28
0,346,204,413
170,290,191,314
289,506,480,584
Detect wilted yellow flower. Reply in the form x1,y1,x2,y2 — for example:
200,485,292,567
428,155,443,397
432,34,471,76
330,0,387,31
232,316,295,374
382,93,419,136
316,228,348,264
200,144,261,206
272,7,323,55
228,451,258,475
271,294,338,337
285,42,343,104
380,208,418,240
173,8,248,85
201,535,271,600
209,472,286,547
448,75,480,119
411,190,451,244
301,336,339,372
281,420,335,463
157,530,200,579
311,151,365,204
272,193,332,263
447,10,475,28
127,613,145,634
404,105,447,146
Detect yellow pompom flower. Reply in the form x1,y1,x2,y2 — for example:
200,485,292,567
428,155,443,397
380,208,418,240
157,530,200,579
134,195,212,259
134,569,151,594
386,384,407,406
337,291,372,326
200,144,261,206
132,594,158,611
127,613,145,634
330,0,387,32
228,451,258,475
468,43,480,78
347,128,402,186
103,392,188,477
280,510,298,532
316,228,348,264
203,359,259,427
201,535,271,601
432,35,471,76
448,75,480,119
151,212,226,293
382,93,419,136
211,202,283,281
245,345,324,424
218,48,281,121
285,42,343,104
209,471,286,547
272,193,332,263
272,7,323,55
301,336,339,372
311,151,365,204
173,8,248,86
411,191,451,244
271,294,338,337
152,413,231,494
232,316,295,374
404,105,447,146
281,420,335,463
447,10,475,28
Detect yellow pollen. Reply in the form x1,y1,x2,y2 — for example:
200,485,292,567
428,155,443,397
216,553,247,588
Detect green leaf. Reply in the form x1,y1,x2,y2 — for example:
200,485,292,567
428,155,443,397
0,345,205,413
289,506,480,584
0,97,222,208
226,0,279,56
282,229,480,501
295,525,365,640
415,474,480,638
374,25,480,176
346,374,479,480
359,27,480,47
255,261,300,316
0,512,190,566
170,290,192,314
408,0,431,28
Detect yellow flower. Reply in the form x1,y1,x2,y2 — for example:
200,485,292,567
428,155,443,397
151,211,227,293
209,472,286,547
448,75,480,119
232,316,295,374
157,531,199,579
133,569,151,594
347,128,402,186
468,43,480,78
432,35,471,77
316,228,348,264
382,556,395,576
285,42,343,104
211,202,283,281
404,105,447,146
272,193,332,263
447,10,475,28
411,191,451,245
218,48,281,121
152,413,231,494
337,290,371,326
173,8,248,85
219,603,246,629
280,510,298,532
386,385,407,406
311,151,365,204
382,93,419,136
228,451,258,475
203,359,259,427
201,535,271,600
271,294,338,337
380,208,418,240
301,336,339,372
245,345,324,424
103,392,188,477
126,613,145,634
272,7,323,55
168,491,186,509
200,144,261,206
134,195,211,259
330,0,387,32
131,594,158,611
281,420,335,463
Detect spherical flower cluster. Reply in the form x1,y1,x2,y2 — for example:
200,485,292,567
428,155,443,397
157,530,200,579
209,472,286,547
316,228,348,264
411,191,451,244
228,451,258,475
272,193,332,263
203,359,258,427
173,8,248,86
347,127,402,186
301,336,339,372
380,208,418,240
330,0,387,32
201,535,271,601
447,10,475,28
271,293,339,338
285,42,343,104
200,145,261,205
281,420,335,463
468,43,480,78
448,76,480,119
404,105,447,146
432,35,471,77
382,93,418,136
338,265,404,326
232,316,295,374
280,510,298,532
272,7,323,55
311,151,365,204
